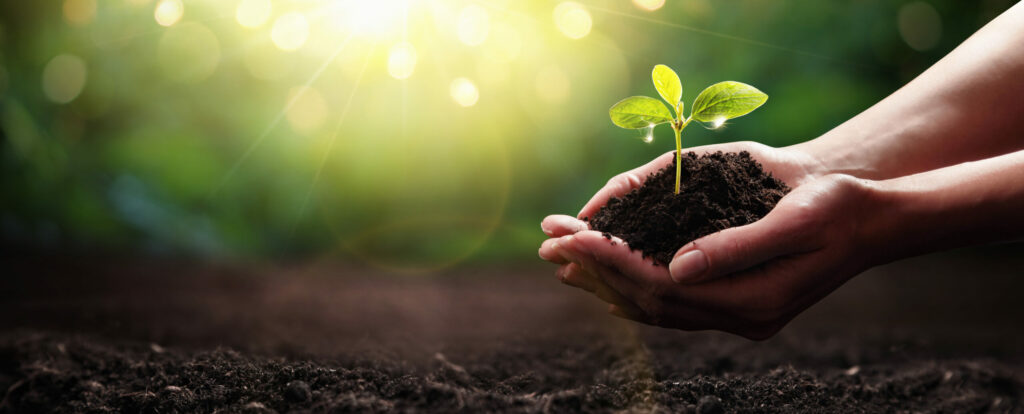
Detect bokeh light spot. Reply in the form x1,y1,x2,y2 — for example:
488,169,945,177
457,5,490,46
485,24,522,63
535,65,570,104
898,1,942,51
63,0,97,26
286,86,328,134
236,0,272,29
450,77,479,107
554,2,592,40
272,12,310,51
158,23,221,84
632,0,665,12
42,54,88,104
387,42,417,80
154,0,184,27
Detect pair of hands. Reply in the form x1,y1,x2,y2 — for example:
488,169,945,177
538,142,885,339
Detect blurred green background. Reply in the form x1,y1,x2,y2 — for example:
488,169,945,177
0,0,1015,271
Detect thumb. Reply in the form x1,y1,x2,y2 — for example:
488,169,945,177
668,213,809,284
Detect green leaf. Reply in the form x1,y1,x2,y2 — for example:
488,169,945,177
609,96,674,129
652,64,682,109
690,81,768,123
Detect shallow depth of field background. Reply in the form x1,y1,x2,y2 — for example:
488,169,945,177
0,0,1015,271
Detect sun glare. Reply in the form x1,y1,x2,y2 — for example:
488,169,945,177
339,0,410,37
387,42,417,80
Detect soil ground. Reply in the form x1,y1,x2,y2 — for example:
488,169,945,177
1,245,1022,413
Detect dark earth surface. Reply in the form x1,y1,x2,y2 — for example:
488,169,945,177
1,245,1023,413
588,151,790,265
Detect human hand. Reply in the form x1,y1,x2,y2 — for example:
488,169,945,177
539,141,827,334
539,173,883,339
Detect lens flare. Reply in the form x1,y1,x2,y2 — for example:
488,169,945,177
632,0,666,12
272,12,310,51
457,5,490,46
236,0,272,29
387,42,417,80
450,77,479,107
63,0,97,26
154,0,184,27
711,117,726,129
554,2,592,40
42,54,88,104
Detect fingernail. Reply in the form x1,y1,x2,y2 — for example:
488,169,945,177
541,221,552,236
669,250,708,283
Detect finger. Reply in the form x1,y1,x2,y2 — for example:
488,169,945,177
541,215,589,238
568,232,776,333
568,230,769,326
556,262,595,292
668,211,815,285
558,259,644,312
569,231,665,287
559,232,652,303
538,238,570,264
577,151,676,220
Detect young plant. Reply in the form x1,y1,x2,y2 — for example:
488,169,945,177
609,64,768,194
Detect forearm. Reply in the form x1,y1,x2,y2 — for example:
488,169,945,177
863,149,1024,265
791,2,1024,180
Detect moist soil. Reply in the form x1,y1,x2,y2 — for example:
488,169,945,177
1,253,1023,413
588,151,790,265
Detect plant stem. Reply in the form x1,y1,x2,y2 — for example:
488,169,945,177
672,118,692,195
673,126,682,194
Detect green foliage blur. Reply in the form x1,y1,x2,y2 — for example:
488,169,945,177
0,0,1014,270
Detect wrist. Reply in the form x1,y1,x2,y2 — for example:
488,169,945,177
787,131,886,181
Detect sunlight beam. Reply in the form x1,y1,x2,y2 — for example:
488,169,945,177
290,43,377,235
210,32,356,198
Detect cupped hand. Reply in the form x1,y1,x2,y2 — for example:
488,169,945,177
539,141,828,336
539,171,883,339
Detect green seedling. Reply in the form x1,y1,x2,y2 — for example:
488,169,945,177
609,64,768,194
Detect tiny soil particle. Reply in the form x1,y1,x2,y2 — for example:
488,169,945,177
588,151,789,265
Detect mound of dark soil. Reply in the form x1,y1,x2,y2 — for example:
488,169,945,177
587,151,790,265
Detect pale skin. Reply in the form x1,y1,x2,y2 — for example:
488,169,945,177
538,3,1024,340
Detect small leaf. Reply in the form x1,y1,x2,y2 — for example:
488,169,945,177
652,64,682,109
609,96,673,129
691,81,768,123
